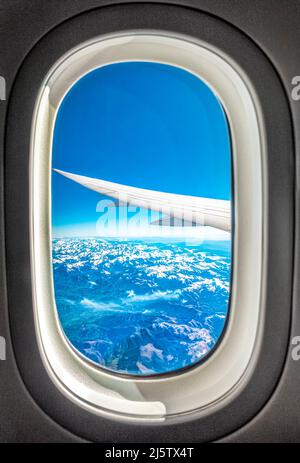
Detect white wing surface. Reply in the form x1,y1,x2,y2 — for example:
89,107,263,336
54,169,231,232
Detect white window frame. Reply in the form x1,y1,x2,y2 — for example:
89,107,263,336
30,32,264,421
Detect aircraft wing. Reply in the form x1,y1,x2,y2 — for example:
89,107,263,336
54,169,231,232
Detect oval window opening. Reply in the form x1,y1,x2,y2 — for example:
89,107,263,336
51,61,232,377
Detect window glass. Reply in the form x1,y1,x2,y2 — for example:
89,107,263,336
52,62,232,376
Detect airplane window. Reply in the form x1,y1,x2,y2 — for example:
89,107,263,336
51,61,232,376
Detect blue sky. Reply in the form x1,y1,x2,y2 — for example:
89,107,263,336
52,62,231,237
